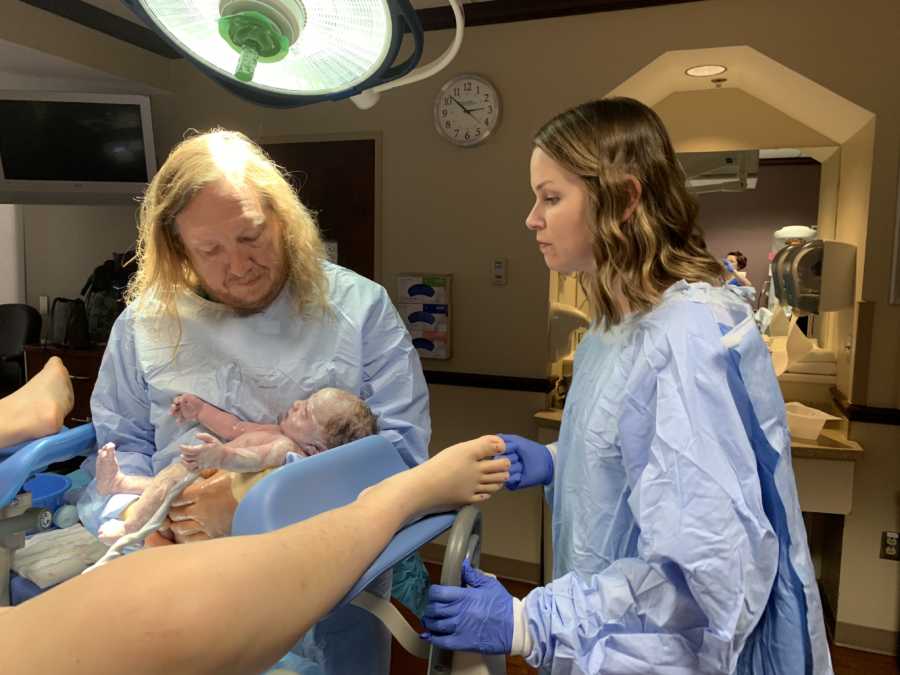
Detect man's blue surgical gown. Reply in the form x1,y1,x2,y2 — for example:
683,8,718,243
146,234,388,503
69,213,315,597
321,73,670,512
525,281,831,674
77,261,431,675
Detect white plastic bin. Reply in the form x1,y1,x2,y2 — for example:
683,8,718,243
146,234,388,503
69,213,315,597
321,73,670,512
785,402,839,440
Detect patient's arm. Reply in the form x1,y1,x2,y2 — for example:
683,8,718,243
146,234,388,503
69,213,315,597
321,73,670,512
171,394,280,441
0,435,510,675
0,356,73,447
180,431,297,473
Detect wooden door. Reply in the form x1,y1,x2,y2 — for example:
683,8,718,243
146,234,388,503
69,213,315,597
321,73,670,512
263,139,376,280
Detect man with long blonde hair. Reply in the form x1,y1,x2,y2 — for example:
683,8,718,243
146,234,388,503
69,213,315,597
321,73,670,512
76,129,430,674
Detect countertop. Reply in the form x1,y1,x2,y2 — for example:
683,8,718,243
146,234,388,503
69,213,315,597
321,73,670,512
534,409,863,461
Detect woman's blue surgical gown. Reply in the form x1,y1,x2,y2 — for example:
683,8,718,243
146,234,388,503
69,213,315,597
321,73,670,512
524,281,832,674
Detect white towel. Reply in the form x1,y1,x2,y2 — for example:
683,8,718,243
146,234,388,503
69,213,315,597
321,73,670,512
12,525,108,589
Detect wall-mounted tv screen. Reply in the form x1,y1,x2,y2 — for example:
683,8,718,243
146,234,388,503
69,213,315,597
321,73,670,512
0,92,156,204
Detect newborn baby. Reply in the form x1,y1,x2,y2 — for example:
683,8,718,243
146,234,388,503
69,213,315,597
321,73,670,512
94,387,377,544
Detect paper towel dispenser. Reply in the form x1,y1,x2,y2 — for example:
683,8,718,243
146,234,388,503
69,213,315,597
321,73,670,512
771,240,856,313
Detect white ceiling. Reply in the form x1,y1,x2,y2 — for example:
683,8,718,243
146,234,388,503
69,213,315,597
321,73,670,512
0,38,129,82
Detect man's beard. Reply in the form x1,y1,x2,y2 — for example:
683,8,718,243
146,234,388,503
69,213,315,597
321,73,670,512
198,269,288,314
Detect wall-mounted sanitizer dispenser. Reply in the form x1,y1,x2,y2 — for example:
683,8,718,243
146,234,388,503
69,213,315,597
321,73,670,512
772,240,856,313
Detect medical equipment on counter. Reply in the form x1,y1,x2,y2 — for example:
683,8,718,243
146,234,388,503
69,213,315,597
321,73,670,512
784,402,840,440
771,240,856,313
0,424,96,605
234,434,506,675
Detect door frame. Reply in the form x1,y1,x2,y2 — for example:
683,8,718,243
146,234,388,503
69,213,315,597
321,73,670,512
257,131,384,284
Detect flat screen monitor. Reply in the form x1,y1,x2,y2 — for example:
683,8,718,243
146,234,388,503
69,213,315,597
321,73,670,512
0,92,156,204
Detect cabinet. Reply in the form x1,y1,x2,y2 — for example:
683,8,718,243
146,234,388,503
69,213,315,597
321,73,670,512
24,345,104,427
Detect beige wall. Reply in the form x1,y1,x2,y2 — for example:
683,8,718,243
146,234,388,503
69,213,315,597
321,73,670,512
838,422,900,646
6,0,900,645
22,205,140,331
427,385,546,571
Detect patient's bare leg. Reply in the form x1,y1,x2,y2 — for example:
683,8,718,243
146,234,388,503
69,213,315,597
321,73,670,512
2,434,510,675
0,356,74,447
95,443,153,495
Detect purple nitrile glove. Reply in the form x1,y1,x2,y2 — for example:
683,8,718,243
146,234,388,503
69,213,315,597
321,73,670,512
421,559,514,654
497,433,553,490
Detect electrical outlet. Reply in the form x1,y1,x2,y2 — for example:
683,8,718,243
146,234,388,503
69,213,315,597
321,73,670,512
880,531,899,561
491,257,507,286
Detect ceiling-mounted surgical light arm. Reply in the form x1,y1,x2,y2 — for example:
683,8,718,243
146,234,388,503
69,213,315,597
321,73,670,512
350,0,465,109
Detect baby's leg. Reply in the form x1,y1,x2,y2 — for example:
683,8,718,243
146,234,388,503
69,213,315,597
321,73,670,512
0,356,74,447
98,463,191,545
95,443,152,495
359,435,509,517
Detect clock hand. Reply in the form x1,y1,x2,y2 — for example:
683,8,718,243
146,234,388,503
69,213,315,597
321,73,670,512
450,96,471,114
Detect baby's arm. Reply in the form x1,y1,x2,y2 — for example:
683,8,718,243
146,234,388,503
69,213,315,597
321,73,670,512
171,394,280,441
181,432,298,473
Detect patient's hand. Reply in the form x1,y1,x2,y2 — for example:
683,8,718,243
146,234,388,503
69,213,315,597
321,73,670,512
180,432,228,471
171,394,204,423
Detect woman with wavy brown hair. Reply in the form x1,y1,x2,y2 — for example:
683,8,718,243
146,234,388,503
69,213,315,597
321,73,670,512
423,98,832,674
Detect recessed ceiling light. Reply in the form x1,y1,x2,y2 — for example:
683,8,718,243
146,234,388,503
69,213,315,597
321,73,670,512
685,64,727,78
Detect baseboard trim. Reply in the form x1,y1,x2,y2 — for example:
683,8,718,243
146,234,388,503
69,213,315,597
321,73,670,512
834,621,899,656
419,543,541,585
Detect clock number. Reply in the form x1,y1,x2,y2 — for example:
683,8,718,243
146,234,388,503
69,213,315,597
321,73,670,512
454,129,460,137
444,96,451,105
445,120,451,129
484,94,489,102
476,85,481,94
464,81,472,92
485,118,491,126
475,128,481,137
454,87,460,96
442,108,448,117
465,132,470,141
487,106,493,114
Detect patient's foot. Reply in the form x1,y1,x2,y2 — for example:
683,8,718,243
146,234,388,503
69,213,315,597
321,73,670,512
95,443,151,496
0,356,74,446
360,436,509,517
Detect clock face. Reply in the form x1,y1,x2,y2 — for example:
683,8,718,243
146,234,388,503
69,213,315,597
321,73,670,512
434,74,501,147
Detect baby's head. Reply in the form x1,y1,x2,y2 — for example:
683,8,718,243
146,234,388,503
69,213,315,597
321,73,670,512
280,387,377,453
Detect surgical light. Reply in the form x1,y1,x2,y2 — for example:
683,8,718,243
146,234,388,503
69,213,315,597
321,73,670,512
122,0,465,109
